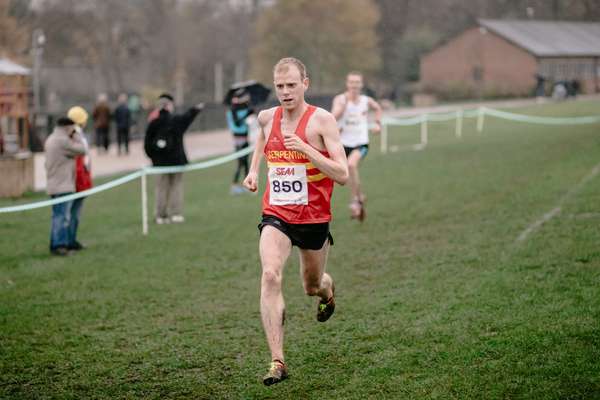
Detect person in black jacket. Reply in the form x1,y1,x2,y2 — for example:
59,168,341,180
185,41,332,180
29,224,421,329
144,93,204,224
114,93,131,155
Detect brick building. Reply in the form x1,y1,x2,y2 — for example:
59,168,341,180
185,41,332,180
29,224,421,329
420,19,600,97
0,58,34,197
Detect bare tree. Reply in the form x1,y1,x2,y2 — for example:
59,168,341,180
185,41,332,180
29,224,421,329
8,0,597,105
1,0,32,61
249,0,381,93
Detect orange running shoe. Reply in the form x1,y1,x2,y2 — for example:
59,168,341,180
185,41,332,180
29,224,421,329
317,282,336,322
263,359,288,386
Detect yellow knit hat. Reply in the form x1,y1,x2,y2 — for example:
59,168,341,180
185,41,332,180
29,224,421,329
67,106,89,127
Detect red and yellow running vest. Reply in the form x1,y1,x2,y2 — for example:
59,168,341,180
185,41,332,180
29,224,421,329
262,105,334,224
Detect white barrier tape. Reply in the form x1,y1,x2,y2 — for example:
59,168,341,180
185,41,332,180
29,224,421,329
483,107,600,125
144,145,254,175
383,110,475,125
425,112,460,122
384,107,600,127
0,170,143,213
463,109,481,118
382,115,425,126
0,146,255,214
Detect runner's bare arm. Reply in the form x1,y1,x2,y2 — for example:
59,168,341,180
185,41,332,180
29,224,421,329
331,94,347,120
243,109,271,192
283,110,348,185
368,97,382,133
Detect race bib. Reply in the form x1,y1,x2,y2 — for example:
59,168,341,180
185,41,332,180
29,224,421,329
268,164,308,205
344,112,362,126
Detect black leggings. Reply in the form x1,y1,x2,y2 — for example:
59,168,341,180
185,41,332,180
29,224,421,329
96,127,110,151
233,142,249,183
117,127,130,153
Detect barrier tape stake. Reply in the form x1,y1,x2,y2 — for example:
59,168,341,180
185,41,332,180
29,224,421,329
456,109,463,138
141,171,148,236
477,107,485,133
381,120,388,154
421,114,428,146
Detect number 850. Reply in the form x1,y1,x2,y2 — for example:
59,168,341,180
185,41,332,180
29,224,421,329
273,180,303,193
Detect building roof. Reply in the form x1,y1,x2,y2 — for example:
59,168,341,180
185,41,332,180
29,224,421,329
0,58,30,75
479,19,600,57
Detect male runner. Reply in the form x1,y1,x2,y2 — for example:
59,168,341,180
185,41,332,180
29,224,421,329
243,57,348,386
331,71,382,221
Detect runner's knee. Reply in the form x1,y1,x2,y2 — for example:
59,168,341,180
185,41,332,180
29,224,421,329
262,269,282,288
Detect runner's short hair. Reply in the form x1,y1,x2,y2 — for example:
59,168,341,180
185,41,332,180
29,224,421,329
274,57,308,80
347,71,363,79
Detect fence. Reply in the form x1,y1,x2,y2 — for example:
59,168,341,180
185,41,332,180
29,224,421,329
0,146,254,236
381,106,600,154
3,104,600,236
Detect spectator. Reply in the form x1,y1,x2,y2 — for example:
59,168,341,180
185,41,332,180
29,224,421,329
226,89,254,194
534,74,546,98
143,93,204,224
44,117,86,256
92,93,111,153
114,93,131,155
128,93,141,137
552,81,567,100
67,106,93,251
569,80,580,98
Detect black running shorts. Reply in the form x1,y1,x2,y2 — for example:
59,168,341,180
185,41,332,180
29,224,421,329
258,215,334,250
343,144,369,158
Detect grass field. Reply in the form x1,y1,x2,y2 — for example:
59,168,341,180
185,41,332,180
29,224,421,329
2,99,600,399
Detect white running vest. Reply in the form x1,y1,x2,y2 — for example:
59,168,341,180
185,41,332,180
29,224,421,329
338,95,369,147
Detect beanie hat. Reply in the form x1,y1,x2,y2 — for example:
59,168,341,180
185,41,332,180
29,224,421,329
67,106,89,126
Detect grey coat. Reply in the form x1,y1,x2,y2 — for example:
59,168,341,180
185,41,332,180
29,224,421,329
44,126,86,195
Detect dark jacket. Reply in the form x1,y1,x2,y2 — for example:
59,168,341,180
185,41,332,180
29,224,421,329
144,107,201,166
114,104,131,130
92,103,111,130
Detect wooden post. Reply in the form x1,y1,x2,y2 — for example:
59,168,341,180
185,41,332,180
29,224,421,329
455,109,463,138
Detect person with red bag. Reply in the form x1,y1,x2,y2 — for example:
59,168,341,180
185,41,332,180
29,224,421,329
67,106,92,251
